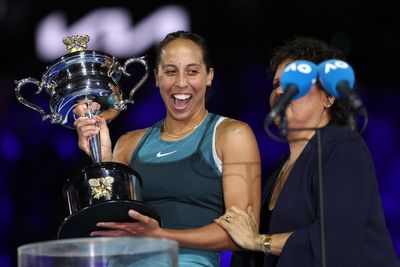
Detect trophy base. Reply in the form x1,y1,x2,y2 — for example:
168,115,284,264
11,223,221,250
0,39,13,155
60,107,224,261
57,200,161,239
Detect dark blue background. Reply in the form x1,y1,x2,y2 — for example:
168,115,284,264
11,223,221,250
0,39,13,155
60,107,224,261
0,1,399,266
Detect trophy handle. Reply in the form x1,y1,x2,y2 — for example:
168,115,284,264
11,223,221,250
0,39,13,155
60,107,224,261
14,78,63,123
113,56,149,110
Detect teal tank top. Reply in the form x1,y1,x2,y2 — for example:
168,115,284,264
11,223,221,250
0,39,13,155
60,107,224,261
130,113,224,267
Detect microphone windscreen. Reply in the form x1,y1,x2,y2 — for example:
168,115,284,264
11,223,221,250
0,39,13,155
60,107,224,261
317,59,355,97
280,60,318,100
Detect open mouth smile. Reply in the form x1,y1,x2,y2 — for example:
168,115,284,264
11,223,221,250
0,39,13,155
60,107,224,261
171,93,192,110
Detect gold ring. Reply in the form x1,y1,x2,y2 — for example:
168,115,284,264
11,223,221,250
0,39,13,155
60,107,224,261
224,215,232,223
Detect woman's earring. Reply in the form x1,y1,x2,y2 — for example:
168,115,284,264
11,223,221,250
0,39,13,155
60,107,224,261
325,96,335,107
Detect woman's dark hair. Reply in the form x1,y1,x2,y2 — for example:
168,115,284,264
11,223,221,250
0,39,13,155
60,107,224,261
269,36,350,126
155,30,213,72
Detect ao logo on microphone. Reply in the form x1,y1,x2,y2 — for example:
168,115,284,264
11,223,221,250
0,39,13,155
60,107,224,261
280,60,318,100
320,59,350,74
284,61,314,74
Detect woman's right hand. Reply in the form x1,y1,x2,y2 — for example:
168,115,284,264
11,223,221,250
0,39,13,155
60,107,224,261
73,101,113,161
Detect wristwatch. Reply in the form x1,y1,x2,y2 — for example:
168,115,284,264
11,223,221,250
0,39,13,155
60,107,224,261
259,234,272,254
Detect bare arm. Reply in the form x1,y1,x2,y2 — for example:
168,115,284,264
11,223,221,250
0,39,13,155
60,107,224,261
217,119,262,248
214,120,292,255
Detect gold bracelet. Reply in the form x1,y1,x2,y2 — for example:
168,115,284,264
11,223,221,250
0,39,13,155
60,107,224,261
259,234,272,255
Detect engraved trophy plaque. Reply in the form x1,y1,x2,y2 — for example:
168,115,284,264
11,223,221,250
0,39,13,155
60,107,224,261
15,34,161,239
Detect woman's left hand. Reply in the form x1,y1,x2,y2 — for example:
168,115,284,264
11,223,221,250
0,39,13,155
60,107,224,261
214,205,261,251
90,210,162,237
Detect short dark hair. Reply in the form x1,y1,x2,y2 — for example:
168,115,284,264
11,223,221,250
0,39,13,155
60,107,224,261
269,36,350,126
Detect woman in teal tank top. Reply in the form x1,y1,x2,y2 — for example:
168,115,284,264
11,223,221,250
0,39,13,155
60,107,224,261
74,31,261,267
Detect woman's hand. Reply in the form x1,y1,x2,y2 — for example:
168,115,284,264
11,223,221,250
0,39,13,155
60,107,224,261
73,100,112,161
215,205,261,251
216,205,293,255
90,210,163,237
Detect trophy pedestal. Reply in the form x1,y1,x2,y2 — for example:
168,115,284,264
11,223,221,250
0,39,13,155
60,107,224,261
58,200,161,239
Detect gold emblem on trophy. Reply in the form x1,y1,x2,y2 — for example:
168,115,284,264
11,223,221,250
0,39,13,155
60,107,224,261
62,34,91,53
89,176,115,199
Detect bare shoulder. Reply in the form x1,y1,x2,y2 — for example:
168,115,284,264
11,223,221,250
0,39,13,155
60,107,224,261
113,128,149,164
216,118,258,151
216,118,255,138
215,117,260,163
116,128,149,148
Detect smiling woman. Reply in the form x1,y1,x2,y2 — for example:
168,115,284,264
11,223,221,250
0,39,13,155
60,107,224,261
73,30,262,267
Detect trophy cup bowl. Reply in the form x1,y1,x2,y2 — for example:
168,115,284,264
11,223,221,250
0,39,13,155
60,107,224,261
14,35,161,239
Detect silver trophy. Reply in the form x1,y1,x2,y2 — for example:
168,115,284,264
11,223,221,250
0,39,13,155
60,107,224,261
15,34,148,129
14,34,160,239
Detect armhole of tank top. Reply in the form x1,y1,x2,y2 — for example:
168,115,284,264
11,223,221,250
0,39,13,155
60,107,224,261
212,116,226,174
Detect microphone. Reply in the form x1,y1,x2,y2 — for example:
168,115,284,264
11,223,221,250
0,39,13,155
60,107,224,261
265,60,318,127
317,59,364,113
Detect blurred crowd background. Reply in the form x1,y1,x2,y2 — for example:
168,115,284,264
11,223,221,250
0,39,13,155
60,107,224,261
0,1,399,266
